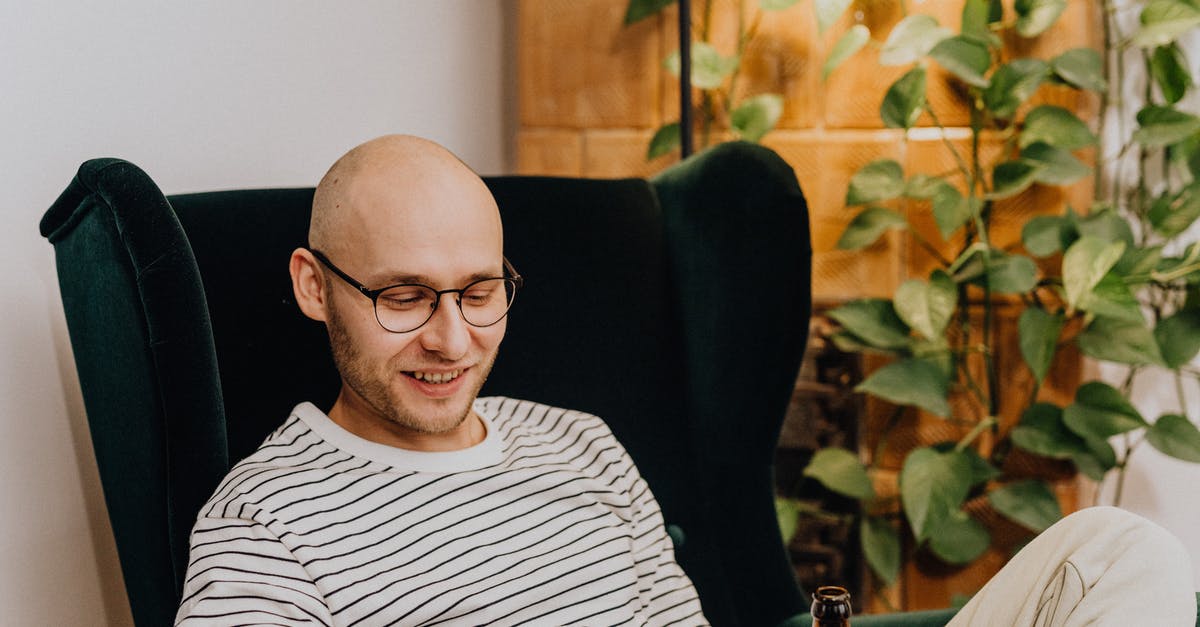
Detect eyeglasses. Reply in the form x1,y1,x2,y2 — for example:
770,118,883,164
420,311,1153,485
307,248,523,334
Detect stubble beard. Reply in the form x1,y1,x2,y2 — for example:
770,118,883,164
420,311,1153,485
325,301,497,436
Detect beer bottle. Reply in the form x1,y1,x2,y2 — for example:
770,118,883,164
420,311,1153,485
811,585,852,626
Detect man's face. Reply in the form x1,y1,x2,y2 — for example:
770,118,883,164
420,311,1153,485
320,162,507,441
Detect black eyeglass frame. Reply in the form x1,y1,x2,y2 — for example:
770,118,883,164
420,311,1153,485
306,247,524,334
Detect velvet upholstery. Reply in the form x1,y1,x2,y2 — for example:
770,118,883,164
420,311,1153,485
43,142,968,626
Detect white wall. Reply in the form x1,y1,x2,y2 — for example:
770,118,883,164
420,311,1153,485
1093,18,1200,590
1,2,512,623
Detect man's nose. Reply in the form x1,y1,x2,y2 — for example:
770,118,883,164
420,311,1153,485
418,295,471,358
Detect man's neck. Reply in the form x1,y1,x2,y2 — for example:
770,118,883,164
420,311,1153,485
326,393,486,452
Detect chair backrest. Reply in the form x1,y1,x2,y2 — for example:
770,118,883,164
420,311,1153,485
41,142,812,626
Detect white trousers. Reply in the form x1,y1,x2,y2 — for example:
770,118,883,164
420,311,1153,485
947,506,1196,626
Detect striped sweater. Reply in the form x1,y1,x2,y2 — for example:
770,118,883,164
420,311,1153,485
176,397,707,626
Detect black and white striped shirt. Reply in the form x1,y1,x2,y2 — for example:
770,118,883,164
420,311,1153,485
176,397,706,626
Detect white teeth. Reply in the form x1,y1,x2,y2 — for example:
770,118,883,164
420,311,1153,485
412,369,462,384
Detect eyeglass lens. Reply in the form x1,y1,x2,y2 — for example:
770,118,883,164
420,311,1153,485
374,278,518,333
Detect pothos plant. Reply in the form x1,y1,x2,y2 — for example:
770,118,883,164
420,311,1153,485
624,0,1200,593
801,0,1200,590
624,0,805,157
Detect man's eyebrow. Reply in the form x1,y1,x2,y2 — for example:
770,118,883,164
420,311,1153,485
377,269,501,286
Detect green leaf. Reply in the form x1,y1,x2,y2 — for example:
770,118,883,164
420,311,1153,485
1012,403,1090,459
667,43,740,89
880,15,953,66
775,497,800,544
803,448,875,499
1021,142,1092,186
1172,133,1200,181
1014,0,1068,37
932,183,972,238
831,330,883,354
1134,105,1200,147
989,160,1043,199
1062,236,1126,312
1077,316,1166,367
837,207,910,250
983,59,1049,119
985,253,1039,294
1113,245,1164,278
1063,381,1148,441
761,0,801,10
861,516,901,584
1151,44,1193,104
895,271,957,340
929,36,991,88
881,67,928,129
955,445,1002,485
857,359,951,417
988,480,1063,532
951,247,1038,293
1071,447,1116,481
1148,182,1200,238
1074,206,1135,247
1022,215,1070,257
1156,242,1200,282
928,511,991,564
904,174,944,199
1021,105,1098,150
624,0,676,24
828,298,912,349
731,94,785,142
1146,414,1200,462
847,159,907,205
824,24,871,79
962,0,1004,42
647,122,681,160
1051,48,1108,92
1085,274,1144,322
815,0,855,34
1155,309,1200,368
900,447,973,540
1019,307,1064,384
1133,0,1200,48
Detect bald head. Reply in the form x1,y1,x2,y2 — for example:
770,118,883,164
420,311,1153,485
309,135,500,261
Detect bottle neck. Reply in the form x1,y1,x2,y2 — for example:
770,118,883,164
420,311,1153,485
811,585,852,626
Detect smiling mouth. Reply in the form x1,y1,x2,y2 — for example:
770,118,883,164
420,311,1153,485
405,369,465,384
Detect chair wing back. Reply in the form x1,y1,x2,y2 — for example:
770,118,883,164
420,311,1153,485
42,142,811,626
39,159,231,627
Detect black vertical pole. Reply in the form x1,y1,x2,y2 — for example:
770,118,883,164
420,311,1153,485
678,0,693,159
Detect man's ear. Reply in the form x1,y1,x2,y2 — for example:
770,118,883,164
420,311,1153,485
290,248,328,323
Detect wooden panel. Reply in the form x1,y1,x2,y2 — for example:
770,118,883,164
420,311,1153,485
765,130,908,302
658,1,822,134
581,129,678,179
516,129,583,176
518,0,663,128
822,0,906,130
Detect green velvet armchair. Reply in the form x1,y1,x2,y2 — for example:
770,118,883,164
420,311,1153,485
42,142,958,626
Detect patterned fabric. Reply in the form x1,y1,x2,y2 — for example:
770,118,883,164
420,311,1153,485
176,397,707,626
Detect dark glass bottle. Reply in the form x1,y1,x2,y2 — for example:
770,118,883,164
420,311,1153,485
811,585,852,626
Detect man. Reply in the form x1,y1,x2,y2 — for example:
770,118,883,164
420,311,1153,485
175,135,706,625
177,135,1197,626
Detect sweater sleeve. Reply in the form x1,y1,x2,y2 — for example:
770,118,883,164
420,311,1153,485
623,458,709,626
175,516,334,626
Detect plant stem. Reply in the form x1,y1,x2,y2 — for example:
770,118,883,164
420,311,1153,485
1096,0,1113,201
871,405,908,470
925,106,972,185
955,416,997,453
910,229,953,267
1176,370,1189,416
